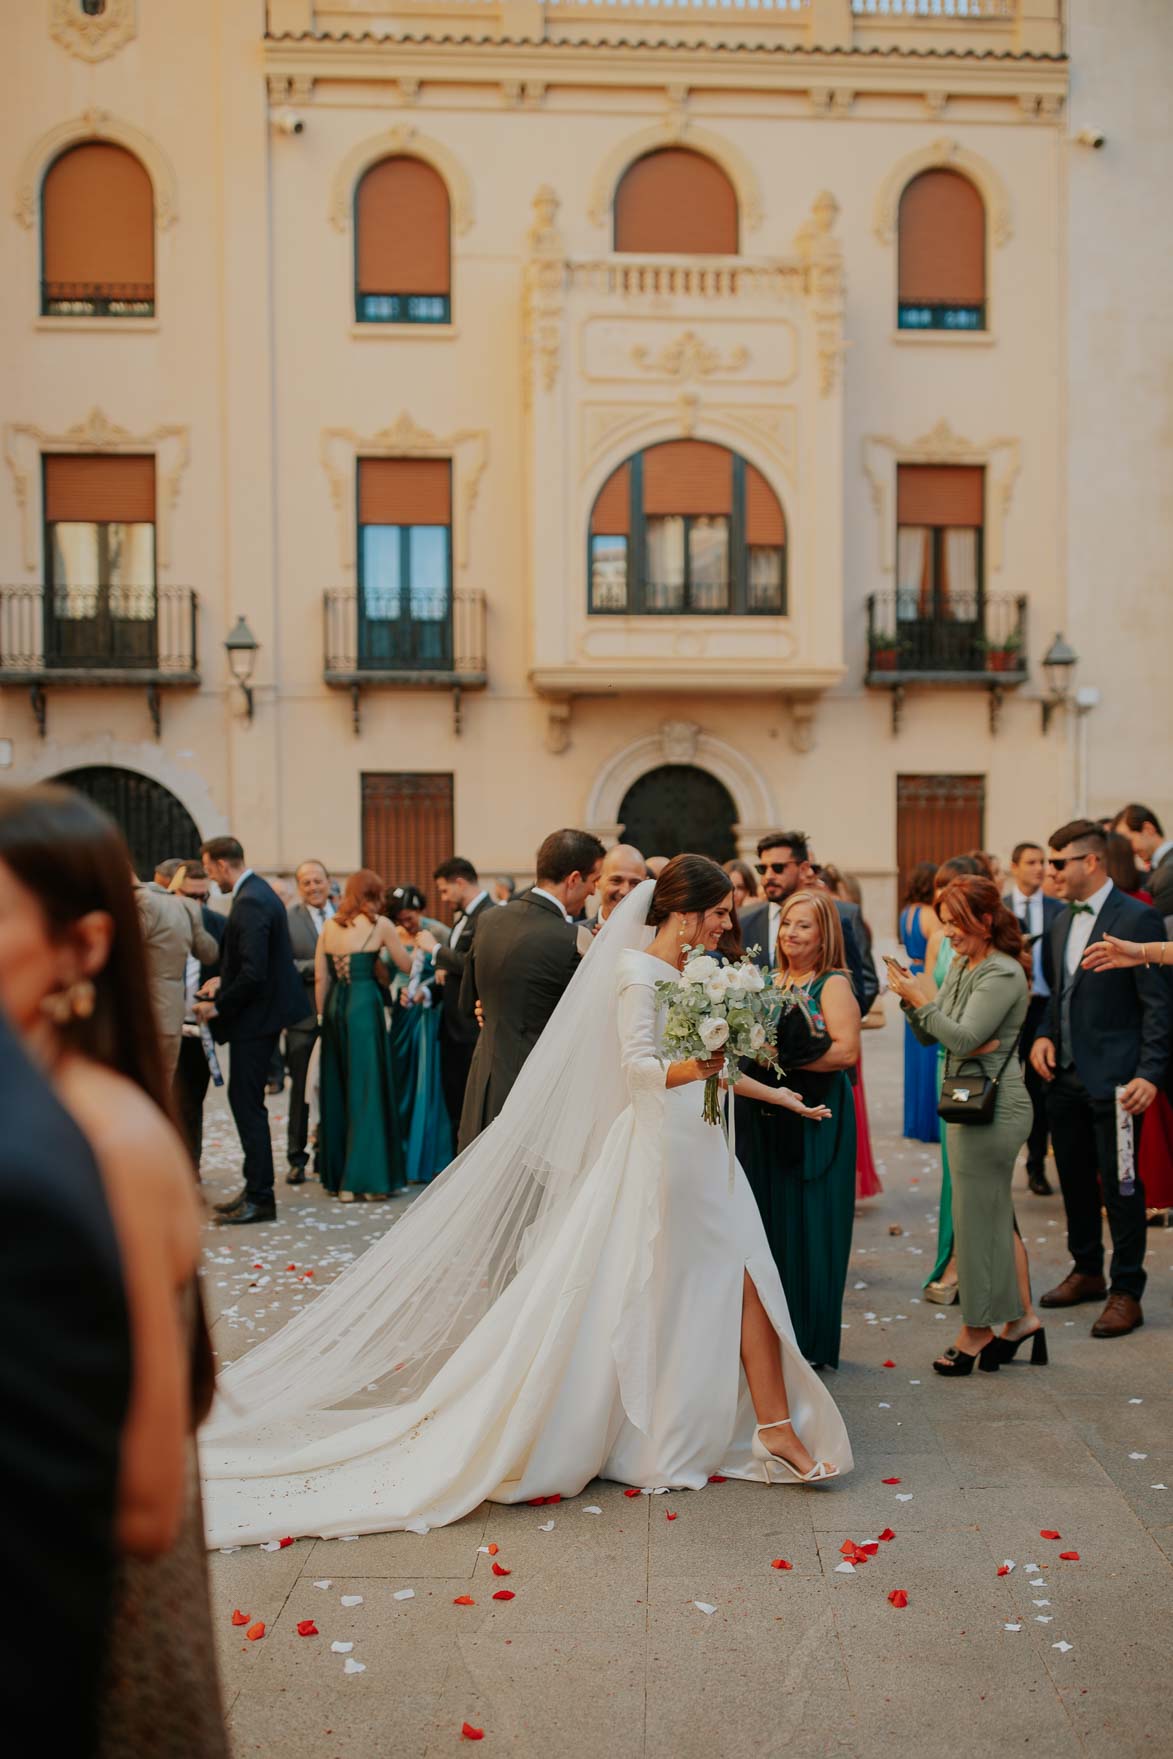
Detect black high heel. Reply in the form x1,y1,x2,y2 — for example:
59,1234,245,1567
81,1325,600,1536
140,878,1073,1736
989,1326,1048,1367
932,1339,1001,1377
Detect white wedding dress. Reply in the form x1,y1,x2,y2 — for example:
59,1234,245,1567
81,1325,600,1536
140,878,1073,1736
202,890,851,1545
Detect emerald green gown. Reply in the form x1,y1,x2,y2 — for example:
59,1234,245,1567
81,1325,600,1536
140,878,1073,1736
737,973,857,1369
318,950,407,1198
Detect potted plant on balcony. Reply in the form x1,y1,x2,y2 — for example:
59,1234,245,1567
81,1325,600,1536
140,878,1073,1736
870,629,901,672
980,631,1023,674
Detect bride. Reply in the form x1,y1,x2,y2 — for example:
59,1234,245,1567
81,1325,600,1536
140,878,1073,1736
202,856,851,1543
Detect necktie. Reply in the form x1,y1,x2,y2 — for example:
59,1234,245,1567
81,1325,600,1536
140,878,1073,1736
1069,902,1093,915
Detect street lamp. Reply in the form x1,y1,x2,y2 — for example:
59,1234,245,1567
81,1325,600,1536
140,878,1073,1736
1040,632,1078,733
224,616,259,721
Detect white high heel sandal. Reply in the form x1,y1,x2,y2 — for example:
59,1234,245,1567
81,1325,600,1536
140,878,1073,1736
751,1418,839,1485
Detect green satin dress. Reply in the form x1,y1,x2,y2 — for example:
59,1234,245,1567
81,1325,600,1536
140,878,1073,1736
318,950,407,1198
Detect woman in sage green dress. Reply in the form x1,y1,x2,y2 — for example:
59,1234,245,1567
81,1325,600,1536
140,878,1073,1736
315,869,413,1200
889,874,1045,1375
737,890,860,1369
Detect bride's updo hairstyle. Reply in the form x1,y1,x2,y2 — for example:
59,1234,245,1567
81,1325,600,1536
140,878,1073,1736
647,853,742,959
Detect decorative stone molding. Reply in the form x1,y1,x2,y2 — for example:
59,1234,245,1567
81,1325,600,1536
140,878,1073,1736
49,0,136,63
544,697,572,755
15,110,178,231
788,697,818,756
587,119,763,235
794,191,846,399
631,331,748,383
523,186,567,402
328,127,474,236
585,727,777,846
18,739,225,840
4,409,190,572
873,138,1012,248
320,414,489,572
862,419,1022,573
580,402,797,506
268,73,315,105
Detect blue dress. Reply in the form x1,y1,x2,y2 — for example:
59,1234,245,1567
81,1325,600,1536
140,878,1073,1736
899,905,941,1142
387,943,454,1185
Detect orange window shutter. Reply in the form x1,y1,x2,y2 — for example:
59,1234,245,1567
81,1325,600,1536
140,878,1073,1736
43,454,156,523
590,463,631,537
898,169,985,305
614,150,738,256
642,442,733,518
745,465,786,546
897,465,984,529
358,459,452,527
42,143,154,290
356,158,451,296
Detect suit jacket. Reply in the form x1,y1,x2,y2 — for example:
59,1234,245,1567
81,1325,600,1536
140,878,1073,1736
1147,846,1173,919
434,892,496,1046
1003,889,1063,994
198,902,225,988
457,891,580,1145
211,872,307,1044
0,1013,131,1754
286,900,332,1032
740,897,873,1015
135,882,220,1045
1038,886,1172,1098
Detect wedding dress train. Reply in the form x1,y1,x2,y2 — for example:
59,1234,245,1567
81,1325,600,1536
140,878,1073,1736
202,900,852,1545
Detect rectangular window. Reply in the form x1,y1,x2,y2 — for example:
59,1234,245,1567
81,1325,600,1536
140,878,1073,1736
896,775,985,908
644,514,729,614
357,458,452,670
747,546,785,614
42,454,157,667
589,534,628,612
356,293,450,325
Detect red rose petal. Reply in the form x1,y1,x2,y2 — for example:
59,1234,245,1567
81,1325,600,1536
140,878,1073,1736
303,1269,314,1277
708,1475,728,1484
624,1488,641,1498
882,1360,896,1369
492,1590,515,1601
1040,1530,1061,1540
881,1477,902,1485
666,1512,678,1522
296,1619,318,1637
487,1544,499,1556
453,1596,476,1606
491,1562,511,1577
878,1528,896,1543
278,1536,294,1549
246,1622,265,1641
1059,1551,1081,1561
231,1609,249,1626
888,1590,909,1609
771,1559,793,1571
997,1565,1011,1576
286,1264,297,1271
838,1539,856,1556
859,1542,880,1557
253,1262,263,1270
526,1497,547,1506
547,1495,562,1504
461,1724,485,1742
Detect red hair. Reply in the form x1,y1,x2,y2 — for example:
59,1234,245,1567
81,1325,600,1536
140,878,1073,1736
937,875,1031,979
334,867,385,927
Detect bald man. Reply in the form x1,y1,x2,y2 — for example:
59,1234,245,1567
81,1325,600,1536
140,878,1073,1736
596,844,648,925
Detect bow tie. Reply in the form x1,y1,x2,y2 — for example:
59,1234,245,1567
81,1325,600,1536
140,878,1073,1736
1069,902,1094,916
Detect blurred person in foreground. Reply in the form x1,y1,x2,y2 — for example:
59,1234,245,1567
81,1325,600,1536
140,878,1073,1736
0,785,224,1757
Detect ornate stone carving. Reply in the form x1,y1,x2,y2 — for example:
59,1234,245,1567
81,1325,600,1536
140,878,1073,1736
659,720,700,765
16,110,178,231
788,697,818,756
587,118,763,233
873,138,1012,247
676,390,700,437
545,698,572,755
585,730,777,845
794,191,846,398
862,420,1021,572
50,0,136,63
328,127,474,235
398,77,421,106
4,409,189,571
320,416,488,572
631,331,749,383
523,186,567,402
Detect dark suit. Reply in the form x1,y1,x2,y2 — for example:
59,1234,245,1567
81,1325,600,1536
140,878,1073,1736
211,873,307,1204
1004,888,1064,1179
740,898,874,1016
173,903,224,1169
458,891,580,1149
1147,845,1173,919
433,890,496,1138
285,901,333,1172
1038,885,1172,1298
0,1014,131,1754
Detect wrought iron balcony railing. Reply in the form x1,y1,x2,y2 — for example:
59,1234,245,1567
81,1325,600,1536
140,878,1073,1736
865,590,1028,685
41,281,156,318
0,584,198,677
324,588,487,732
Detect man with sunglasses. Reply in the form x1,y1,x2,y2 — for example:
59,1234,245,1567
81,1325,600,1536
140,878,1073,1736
739,831,874,1014
1030,819,1171,1337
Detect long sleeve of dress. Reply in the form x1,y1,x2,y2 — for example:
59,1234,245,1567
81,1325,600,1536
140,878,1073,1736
617,979,670,1098
905,959,1024,1057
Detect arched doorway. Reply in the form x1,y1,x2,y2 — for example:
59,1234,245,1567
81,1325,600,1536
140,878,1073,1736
55,766,201,877
618,764,737,864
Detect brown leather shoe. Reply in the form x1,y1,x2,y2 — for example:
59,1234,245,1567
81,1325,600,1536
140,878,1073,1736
1091,1292,1144,1338
1039,1270,1107,1308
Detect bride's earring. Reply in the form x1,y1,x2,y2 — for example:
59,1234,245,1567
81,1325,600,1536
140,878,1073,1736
40,978,96,1026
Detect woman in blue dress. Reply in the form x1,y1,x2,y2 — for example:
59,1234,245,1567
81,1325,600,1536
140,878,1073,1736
383,885,453,1185
898,863,941,1141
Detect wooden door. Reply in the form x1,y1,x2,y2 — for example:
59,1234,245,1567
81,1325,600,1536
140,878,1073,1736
896,774,985,907
361,772,454,921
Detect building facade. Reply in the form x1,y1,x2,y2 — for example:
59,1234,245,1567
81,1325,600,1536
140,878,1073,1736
2,0,1169,922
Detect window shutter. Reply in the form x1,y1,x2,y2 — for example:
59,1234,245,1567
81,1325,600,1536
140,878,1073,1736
358,459,451,527
356,158,451,296
362,772,454,923
43,454,156,523
745,465,786,546
643,442,733,518
42,143,154,291
897,465,984,529
898,170,985,306
590,463,631,537
614,150,738,256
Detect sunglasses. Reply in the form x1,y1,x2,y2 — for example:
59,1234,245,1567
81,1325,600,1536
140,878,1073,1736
1047,853,1090,872
755,860,798,876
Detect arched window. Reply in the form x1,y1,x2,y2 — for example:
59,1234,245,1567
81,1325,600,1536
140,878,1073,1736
41,142,154,317
897,169,985,332
589,440,785,617
614,149,738,256
355,156,451,324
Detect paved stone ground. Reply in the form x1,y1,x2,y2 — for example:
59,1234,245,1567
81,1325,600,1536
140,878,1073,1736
202,1016,1173,1759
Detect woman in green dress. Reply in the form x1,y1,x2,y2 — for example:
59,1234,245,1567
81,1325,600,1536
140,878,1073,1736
383,884,453,1185
737,889,861,1369
315,869,412,1200
888,874,1045,1375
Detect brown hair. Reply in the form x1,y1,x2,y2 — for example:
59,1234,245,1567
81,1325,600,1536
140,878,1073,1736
334,867,385,928
937,875,1031,978
648,853,741,959
774,889,848,983
904,861,937,905
536,828,606,886
933,852,983,901
1050,817,1107,857
1105,831,1143,896
1115,802,1163,836
723,857,761,902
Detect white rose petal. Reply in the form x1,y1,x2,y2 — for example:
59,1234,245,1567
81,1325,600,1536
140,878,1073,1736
686,955,718,984
699,1017,730,1052
749,1023,766,1050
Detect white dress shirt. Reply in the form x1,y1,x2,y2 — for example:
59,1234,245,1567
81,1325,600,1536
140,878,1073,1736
530,885,572,923
1010,884,1050,998
307,899,335,936
1064,877,1115,977
449,889,489,947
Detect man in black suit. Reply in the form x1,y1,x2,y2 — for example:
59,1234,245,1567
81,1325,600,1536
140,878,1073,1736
284,858,335,1185
0,1012,131,1753
1005,840,1064,1195
458,829,604,1149
1114,802,1173,918
196,836,308,1224
431,857,496,1141
1031,819,1172,1338
739,831,875,1015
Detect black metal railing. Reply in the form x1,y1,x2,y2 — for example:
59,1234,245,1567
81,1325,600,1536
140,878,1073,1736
898,300,985,333
866,591,1027,682
355,293,450,325
0,584,198,676
41,281,156,318
324,589,486,680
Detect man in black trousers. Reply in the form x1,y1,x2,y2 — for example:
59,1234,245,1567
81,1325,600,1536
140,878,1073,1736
197,835,307,1225
431,857,495,1142
1031,819,1171,1338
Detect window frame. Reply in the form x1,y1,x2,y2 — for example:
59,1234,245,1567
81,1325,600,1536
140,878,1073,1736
895,168,987,337
41,456,159,668
355,459,455,671
39,142,156,321
352,158,453,328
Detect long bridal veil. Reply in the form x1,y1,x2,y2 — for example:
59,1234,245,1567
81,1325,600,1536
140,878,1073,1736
204,880,660,1453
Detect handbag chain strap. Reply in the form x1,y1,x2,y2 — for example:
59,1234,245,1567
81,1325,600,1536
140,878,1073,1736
944,1028,1022,1089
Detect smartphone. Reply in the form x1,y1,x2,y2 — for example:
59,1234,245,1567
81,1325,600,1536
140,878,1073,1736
883,955,911,977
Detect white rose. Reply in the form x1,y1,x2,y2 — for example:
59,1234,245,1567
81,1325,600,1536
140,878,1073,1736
699,1016,730,1052
704,972,731,1003
749,1022,767,1050
732,963,766,993
685,954,719,984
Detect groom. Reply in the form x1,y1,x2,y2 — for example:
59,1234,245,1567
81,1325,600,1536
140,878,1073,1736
458,828,604,1148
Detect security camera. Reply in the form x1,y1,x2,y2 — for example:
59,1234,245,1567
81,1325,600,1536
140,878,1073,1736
275,109,305,137
1075,128,1105,149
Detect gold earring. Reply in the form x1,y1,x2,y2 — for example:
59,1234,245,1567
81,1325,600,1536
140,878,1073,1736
40,979,96,1026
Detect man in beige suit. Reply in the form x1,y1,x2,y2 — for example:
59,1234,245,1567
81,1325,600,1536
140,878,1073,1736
135,862,220,1079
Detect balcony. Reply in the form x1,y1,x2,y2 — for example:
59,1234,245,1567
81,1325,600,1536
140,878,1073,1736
865,589,1028,732
323,588,487,733
0,584,199,737
41,280,155,319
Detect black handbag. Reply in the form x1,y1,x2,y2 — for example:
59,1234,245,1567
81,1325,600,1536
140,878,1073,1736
937,1035,1021,1127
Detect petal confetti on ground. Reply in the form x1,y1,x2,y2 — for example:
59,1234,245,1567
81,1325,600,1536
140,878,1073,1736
231,1609,249,1626
771,1559,793,1571
492,1590,516,1601
246,1622,265,1641
1040,1530,1061,1540
453,1596,476,1606
888,1590,909,1608
461,1724,485,1742
295,1620,318,1637
1058,1551,1081,1561
491,1562,512,1576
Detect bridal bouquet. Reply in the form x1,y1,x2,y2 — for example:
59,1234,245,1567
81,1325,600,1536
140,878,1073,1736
655,947,801,1126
